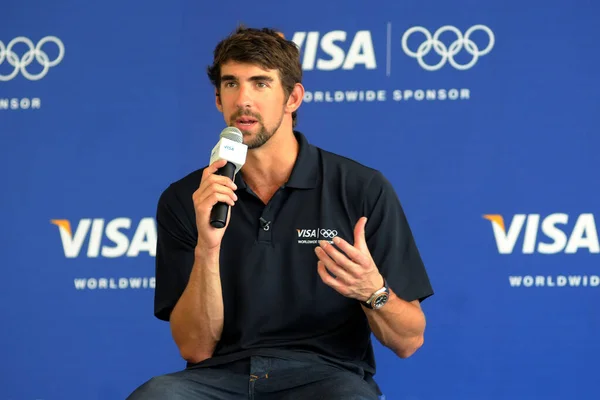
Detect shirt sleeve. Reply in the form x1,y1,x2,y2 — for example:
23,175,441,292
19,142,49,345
362,171,434,303
154,184,197,321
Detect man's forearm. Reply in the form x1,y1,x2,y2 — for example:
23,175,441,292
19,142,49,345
169,246,224,363
363,289,426,358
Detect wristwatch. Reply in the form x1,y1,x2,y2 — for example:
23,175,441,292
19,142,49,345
363,279,390,309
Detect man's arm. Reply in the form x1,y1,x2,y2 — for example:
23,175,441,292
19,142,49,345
155,159,238,364
315,216,430,358
362,292,426,358
169,246,224,364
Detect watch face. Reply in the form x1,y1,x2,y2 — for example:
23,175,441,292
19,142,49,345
373,293,389,309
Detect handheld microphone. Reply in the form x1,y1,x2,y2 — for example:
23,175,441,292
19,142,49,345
209,127,248,229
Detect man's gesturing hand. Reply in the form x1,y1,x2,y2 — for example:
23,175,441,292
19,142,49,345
314,217,384,302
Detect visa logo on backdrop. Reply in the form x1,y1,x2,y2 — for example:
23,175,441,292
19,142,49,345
291,31,376,71
483,213,599,254
51,218,156,258
289,24,492,104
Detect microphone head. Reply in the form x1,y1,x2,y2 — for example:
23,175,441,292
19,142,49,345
220,127,243,143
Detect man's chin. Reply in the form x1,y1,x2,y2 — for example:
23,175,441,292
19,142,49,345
246,132,273,150
240,130,257,142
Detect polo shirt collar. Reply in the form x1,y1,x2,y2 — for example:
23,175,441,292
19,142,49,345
284,130,319,189
234,130,319,190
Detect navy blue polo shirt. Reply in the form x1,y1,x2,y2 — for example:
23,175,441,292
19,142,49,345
154,130,433,383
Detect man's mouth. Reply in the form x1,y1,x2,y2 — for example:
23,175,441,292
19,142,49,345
236,117,258,127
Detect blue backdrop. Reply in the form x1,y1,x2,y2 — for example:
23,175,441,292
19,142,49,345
2,0,599,399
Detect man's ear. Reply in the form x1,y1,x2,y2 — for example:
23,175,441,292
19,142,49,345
215,90,223,112
286,83,304,115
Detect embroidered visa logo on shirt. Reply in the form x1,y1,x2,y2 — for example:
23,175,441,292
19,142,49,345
296,228,338,244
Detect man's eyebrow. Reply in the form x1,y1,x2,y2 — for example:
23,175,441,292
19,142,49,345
248,75,274,82
221,75,275,82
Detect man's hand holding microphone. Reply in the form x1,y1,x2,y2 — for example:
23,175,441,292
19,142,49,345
193,126,247,250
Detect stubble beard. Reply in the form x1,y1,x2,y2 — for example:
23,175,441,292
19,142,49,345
233,109,285,150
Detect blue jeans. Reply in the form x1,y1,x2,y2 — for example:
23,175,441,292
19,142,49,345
126,355,381,400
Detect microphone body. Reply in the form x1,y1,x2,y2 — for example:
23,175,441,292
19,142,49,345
210,161,237,228
209,127,247,229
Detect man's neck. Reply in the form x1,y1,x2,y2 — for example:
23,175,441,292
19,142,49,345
241,128,298,200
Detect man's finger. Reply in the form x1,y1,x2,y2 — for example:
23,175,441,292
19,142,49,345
203,174,238,191
196,184,238,206
331,236,368,266
315,246,353,283
201,158,229,181
318,241,360,275
317,261,347,295
353,217,368,252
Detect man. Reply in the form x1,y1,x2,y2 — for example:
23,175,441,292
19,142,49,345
128,25,434,399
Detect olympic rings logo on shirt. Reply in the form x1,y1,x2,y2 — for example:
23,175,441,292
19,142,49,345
401,25,494,71
0,36,65,81
320,229,338,239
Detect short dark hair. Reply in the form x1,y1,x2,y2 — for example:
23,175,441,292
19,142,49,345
207,25,303,127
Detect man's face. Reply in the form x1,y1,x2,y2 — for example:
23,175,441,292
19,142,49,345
217,61,286,149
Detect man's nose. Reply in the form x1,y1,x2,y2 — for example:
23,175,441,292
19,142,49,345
235,84,253,108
